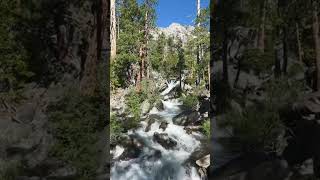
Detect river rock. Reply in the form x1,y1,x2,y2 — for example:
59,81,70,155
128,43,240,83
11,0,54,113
119,136,144,160
141,100,151,115
155,101,164,111
196,155,210,169
153,132,177,149
159,121,168,131
199,97,210,115
145,149,162,161
145,118,156,132
184,127,193,135
280,91,320,178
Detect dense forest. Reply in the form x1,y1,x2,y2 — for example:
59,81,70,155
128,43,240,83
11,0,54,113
110,0,211,179
0,0,110,179
211,0,320,179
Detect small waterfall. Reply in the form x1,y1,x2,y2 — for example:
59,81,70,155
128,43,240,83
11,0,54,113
160,80,180,96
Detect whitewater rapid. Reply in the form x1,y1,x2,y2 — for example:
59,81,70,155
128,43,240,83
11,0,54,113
111,98,203,180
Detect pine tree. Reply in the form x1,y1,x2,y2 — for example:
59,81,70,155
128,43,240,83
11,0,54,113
312,0,320,90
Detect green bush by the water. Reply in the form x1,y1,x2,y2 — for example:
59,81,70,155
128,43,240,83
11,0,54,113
202,119,210,138
181,94,199,110
110,114,124,146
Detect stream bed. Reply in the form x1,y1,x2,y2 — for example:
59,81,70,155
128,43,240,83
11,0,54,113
111,99,205,180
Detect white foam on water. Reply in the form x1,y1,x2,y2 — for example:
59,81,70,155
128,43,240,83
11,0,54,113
111,99,202,180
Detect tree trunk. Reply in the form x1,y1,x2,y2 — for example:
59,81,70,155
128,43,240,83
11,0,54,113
282,25,288,74
136,9,149,92
96,0,110,174
258,0,266,53
196,0,201,86
312,0,320,90
80,0,108,96
274,26,281,78
197,0,201,27
110,0,117,60
222,28,229,84
208,61,210,90
16,0,21,14
296,23,303,62
136,69,142,92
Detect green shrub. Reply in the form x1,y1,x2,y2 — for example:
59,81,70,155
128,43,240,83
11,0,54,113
242,48,274,74
220,105,284,153
263,77,304,109
126,90,144,124
110,114,124,146
141,79,161,105
48,90,101,180
220,78,303,154
181,94,199,110
202,119,210,138
288,63,304,78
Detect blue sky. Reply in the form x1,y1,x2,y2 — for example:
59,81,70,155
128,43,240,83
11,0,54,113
156,0,210,27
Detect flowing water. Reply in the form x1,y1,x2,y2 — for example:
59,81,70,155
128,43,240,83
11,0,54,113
111,85,204,180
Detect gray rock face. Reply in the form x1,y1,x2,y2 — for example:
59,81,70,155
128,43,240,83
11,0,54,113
152,23,194,44
153,132,177,149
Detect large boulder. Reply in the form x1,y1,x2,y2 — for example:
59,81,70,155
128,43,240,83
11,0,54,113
173,110,200,126
281,91,320,178
153,132,177,149
293,91,320,117
211,158,289,180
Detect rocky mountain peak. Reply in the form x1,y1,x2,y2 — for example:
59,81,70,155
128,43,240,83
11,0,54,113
152,22,194,43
